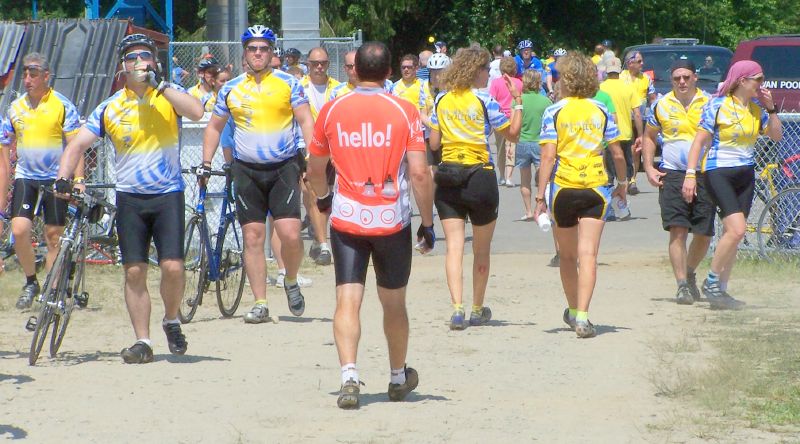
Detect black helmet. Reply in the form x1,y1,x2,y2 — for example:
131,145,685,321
286,48,301,58
197,57,220,70
118,33,157,59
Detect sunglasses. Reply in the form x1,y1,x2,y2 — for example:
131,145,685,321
307,60,329,67
671,74,692,82
344,63,355,69
23,65,46,77
400,65,416,70
246,45,271,54
123,51,154,62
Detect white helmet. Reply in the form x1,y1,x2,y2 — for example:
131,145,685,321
427,53,451,70
554,48,567,57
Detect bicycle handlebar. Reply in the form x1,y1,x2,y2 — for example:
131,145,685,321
181,166,227,177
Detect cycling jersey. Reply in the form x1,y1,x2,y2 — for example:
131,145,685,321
540,97,621,188
310,87,425,236
599,78,639,140
547,61,559,83
430,89,509,166
647,89,710,171
390,78,426,110
214,70,307,164
699,95,768,172
221,116,236,150
300,75,340,119
188,83,215,112
514,55,543,77
85,84,185,194
620,70,655,107
0,89,80,180
282,63,309,75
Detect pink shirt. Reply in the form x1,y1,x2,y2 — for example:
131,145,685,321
489,77,523,118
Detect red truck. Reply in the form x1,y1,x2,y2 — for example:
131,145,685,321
728,35,800,113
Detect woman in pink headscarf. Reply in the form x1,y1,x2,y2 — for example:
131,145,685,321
681,60,782,310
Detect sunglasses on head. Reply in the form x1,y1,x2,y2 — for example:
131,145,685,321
245,45,271,53
123,50,154,62
307,60,329,67
23,65,45,77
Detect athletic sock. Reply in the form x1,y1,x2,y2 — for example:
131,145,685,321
162,318,180,326
576,310,589,323
284,277,297,287
677,279,688,287
471,304,482,314
390,367,406,385
320,242,330,251
453,303,464,312
278,268,286,276
720,281,728,292
707,271,720,284
254,299,267,306
568,308,577,320
26,275,37,285
341,363,358,385
136,338,152,347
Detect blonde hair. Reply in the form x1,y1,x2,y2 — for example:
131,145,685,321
557,51,598,98
522,70,542,93
499,57,517,76
440,46,491,92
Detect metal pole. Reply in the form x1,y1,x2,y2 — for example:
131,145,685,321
32,0,38,19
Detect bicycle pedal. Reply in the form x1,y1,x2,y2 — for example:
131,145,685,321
25,316,37,332
75,292,89,309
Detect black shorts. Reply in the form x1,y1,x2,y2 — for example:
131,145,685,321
426,139,442,166
232,158,302,224
116,191,185,264
659,169,715,236
704,165,755,219
330,225,412,290
10,178,67,226
551,185,611,228
434,167,499,226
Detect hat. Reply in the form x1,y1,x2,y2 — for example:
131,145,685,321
606,57,622,74
670,57,696,73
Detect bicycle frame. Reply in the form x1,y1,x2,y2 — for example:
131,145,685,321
194,174,239,283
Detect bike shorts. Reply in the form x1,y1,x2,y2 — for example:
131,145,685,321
659,169,715,236
330,225,412,290
704,165,755,219
550,184,611,228
232,158,302,225
116,191,185,264
10,178,67,226
434,167,499,226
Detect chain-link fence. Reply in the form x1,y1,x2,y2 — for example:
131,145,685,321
169,35,360,87
712,113,800,261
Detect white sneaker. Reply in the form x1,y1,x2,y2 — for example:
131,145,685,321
275,273,312,288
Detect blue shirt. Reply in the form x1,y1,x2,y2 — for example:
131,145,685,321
515,55,544,76
416,67,430,82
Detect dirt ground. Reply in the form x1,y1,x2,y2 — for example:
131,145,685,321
0,249,797,443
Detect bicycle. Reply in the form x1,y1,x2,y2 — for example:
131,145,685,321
180,165,246,323
26,187,115,366
757,186,800,261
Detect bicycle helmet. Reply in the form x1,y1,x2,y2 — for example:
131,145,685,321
517,40,533,50
118,33,157,59
241,25,276,46
273,47,284,58
427,53,451,70
197,57,220,70
601,39,614,48
286,48,302,58
553,48,567,57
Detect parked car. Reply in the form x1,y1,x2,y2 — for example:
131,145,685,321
727,35,800,112
622,38,733,96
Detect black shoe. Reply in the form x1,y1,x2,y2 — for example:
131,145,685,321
628,181,640,195
285,283,305,316
121,341,154,364
337,378,363,409
163,322,188,355
703,279,745,310
387,366,419,401
676,285,694,305
686,272,701,301
16,282,40,309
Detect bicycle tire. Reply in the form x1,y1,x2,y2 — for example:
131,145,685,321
216,217,246,317
757,187,800,262
50,241,83,357
180,217,206,323
29,242,69,365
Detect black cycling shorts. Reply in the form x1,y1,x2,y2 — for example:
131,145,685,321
116,191,185,264
10,178,67,226
704,165,755,219
232,158,302,225
659,169,715,236
551,186,611,228
434,167,499,226
330,225,412,290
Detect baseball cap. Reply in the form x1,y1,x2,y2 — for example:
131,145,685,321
606,57,622,74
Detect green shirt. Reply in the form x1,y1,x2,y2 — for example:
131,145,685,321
520,92,552,143
593,90,616,115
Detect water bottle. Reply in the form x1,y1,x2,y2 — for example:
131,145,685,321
611,196,631,220
537,213,552,232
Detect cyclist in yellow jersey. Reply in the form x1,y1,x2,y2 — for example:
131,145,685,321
203,65,232,113
642,59,714,306
201,25,315,322
1,52,85,309
429,46,521,330
57,34,204,363
187,57,218,108
534,52,627,338
682,60,782,310
329,51,357,100
390,54,425,112
299,46,340,266
620,51,656,194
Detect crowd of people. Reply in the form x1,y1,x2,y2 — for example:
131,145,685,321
0,27,782,409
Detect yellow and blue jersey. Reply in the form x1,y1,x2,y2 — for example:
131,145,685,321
699,95,769,172
390,78,426,111
429,89,509,166
540,97,621,188
189,83,216,113
214,71,308,164
300,75,340,119
620,70,655,108
329,80,392,101
85,84,185,194
0,89,80,180
647,89,710,171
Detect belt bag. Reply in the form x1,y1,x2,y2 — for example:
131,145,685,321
434,162,485,188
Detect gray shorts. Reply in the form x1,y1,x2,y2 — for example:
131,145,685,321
515,141,541,168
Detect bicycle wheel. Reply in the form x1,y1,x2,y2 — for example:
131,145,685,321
757,187,800,261
216,216,246,317
181,217,206,323
50,243,83,357
29,244,69,365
